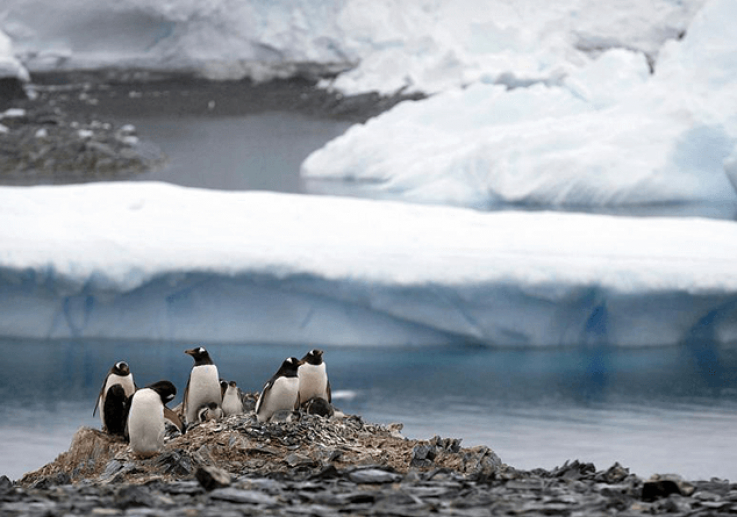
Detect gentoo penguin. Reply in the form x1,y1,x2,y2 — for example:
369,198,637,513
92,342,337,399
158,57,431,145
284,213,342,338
127,380,176,457
102,384,130,437
221,380,244,417
298,349,331,403
182,346,221,425
197,402,224,423
255,357,301,422
93,361,136,432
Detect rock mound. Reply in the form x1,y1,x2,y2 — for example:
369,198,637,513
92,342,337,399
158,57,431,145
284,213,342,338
20,410,504,487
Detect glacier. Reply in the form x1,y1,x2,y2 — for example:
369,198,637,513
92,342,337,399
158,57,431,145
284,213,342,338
0,0,704,92
302,0,737,209
2,182,737,347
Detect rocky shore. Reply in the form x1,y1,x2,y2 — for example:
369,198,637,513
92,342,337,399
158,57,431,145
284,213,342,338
0,70,422,186
4,400,736,517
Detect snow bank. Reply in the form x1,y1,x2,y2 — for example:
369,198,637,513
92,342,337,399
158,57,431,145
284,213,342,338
302,0,737,208
2,182,737,347
0,0,701,92
0,29,28,82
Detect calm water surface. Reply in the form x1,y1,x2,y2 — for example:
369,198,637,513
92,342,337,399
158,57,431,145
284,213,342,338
1,339,735,481
128,112,351,192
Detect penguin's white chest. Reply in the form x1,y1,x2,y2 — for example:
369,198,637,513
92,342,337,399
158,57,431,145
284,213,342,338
257,377,299,422
99,373,135,426
185,365,220,423
298,363,328,402
127,389,164,457
222,387,243,416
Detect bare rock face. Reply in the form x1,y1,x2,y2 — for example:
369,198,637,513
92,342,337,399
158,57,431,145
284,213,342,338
19,410,506,487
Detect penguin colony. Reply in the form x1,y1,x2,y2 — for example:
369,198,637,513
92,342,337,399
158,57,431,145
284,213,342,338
94,347,331,457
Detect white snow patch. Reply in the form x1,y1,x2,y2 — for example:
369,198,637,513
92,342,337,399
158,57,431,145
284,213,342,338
1,182,737,347
302,0,737,208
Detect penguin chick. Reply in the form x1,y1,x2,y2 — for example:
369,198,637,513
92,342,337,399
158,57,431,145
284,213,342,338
298,349,331,403
127,380,176,457
94,361,136,431
102,384,131,437
301,396,335,418
221,380,244,416
182,346,220,425
197,401,224,423
255,357,300,423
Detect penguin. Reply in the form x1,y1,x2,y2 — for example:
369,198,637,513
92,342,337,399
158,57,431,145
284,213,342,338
255,357,301,423
127,380,176,457
297,349,331,403
197,402,224,423
221,380,244,417
182,346,221,425
93,361,136,432
102,384,130,437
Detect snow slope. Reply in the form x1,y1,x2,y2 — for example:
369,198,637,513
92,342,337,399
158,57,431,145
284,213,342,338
302,0,737,209
2,182,737,347
0,29,28,82
0,0,702,92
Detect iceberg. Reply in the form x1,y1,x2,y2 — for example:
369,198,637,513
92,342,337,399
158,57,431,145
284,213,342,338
1,0,702,92
302,0,737,209
2,182,737,347
0,29,28,83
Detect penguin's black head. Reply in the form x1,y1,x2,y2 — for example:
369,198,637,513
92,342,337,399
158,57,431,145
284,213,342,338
148,380,177,405
112,361,130,375
278,357,301,377
229,380,237,388
185,346,213,366
220,379,228,398
301,349,324,365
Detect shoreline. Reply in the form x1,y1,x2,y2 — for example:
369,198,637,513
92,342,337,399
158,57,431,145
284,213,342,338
0,71,422,186
3,409,735,516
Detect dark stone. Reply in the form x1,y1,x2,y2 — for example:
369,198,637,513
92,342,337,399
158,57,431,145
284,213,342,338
348,468,402,484
195,466,232,491
411,444,437,467
308,464,340,481
0,475,13,492
552,460,597,480
0,78,26,107
642,479,682,501
594,462,630,484
209,487,278,506
154,450,194,476
115,485,156,508
285,453,317,469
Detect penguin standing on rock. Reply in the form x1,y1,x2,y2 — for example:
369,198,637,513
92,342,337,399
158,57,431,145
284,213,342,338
221,380,244,417
298,349,331,404
182,347,221,425
127,380,177,457
93,361,136,433
255,357,301,422
102,384,131,436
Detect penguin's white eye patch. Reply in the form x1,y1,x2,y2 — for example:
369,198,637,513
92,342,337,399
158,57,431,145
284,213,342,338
198,347,205,353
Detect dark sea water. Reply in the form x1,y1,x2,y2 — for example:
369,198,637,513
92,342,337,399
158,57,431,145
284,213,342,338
1,339,736,481
128,112,351,192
